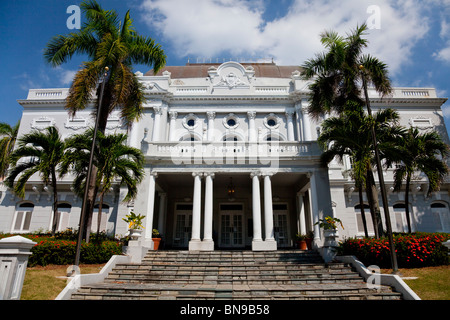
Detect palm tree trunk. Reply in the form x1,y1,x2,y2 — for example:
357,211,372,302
366,169,384,238
405,174,412,233
84,82,111,242
358,183,369,237
51,170,59,237
96,192,105,238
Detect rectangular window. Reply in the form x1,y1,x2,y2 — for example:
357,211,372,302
13,211,32,232
356,212,374,234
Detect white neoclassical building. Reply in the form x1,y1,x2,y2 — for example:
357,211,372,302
1,61,449,251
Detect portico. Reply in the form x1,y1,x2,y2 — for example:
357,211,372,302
139,168,332,251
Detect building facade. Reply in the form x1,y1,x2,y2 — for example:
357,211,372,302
1,61,449,251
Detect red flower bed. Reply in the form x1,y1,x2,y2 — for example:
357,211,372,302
1,233,123,266
337,232,449,268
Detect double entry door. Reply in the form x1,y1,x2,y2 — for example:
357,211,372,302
173,204,193,248
219,204,244,248
172,203,244,248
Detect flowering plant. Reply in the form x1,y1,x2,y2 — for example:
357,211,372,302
122,211,145,230
315,216,344,230
152,229,161,238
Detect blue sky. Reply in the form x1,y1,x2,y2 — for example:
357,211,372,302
1,0,449,133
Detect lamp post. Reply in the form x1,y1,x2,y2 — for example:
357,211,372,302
72,66,109,269
359,65,399,274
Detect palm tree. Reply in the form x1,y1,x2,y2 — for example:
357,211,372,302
44,0,166,229
301,23,392,120
392,127,449,233
0,120,20,179
319,105,404,238
5,126,66,236
44,0,166,131
61,129,144,239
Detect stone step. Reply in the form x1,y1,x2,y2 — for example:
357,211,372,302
69,250,402,300
71,282,402,300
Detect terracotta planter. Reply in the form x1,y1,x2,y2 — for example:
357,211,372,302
305,238,313,250
152,238,161,250
297,240,307,250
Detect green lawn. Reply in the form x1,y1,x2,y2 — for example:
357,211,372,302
21,264,105,300
383,265,450,300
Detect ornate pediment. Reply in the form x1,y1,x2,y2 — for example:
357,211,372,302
209,62,253,89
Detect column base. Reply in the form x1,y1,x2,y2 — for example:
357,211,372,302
189,240,214,251
252,240,277,251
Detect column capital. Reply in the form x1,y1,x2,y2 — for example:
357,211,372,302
153,106,163,115
250,171,261,178
206,111,216,120
285,109,295,118
261,171,275,177
150,171,158,178
192,172,203,178
247,111,256,120
204,172,215,178
169,110,178,120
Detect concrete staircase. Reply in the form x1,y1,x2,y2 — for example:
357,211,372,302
70,250,402,300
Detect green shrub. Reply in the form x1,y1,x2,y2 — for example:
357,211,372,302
337,232,449,268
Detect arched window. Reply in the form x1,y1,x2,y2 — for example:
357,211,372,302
354,204,374,235
180,134,200,142
393,203,408,232
223,135,239,142
13,203,34,232
420,202,450,232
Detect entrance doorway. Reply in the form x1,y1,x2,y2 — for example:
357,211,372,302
173,204,193,248
273,204,290,247
219,203,244,248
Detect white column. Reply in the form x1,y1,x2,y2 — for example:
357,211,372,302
152,106,162,141
262,172,277,250
247,111,257,142
286,110,295,141
206,111,215,141
251,172,263,244
297,192,307,235
309,172,321,244
189,172,202,250
168,111,178,141
202,173,214,250
144,172,158,247
128,121,140,149
301,100,312,141
157,192,167,235
295,103,302,142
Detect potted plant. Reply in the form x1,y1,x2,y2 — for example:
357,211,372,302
122,211,145,240
295,233,308,250
305,230,314,250
152,229,162,250
315,216,344,247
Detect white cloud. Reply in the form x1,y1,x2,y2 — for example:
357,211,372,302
141,0,266,57
433,46,450,62
139,0,432,74
56,68,77,85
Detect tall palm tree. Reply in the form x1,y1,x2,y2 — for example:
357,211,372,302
44,0,166,131
5,126,66,236
61,129,144,239
301,23,392,120
392,127,449,233
319,105,404,238
0,120,20,179
44,0,165,234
